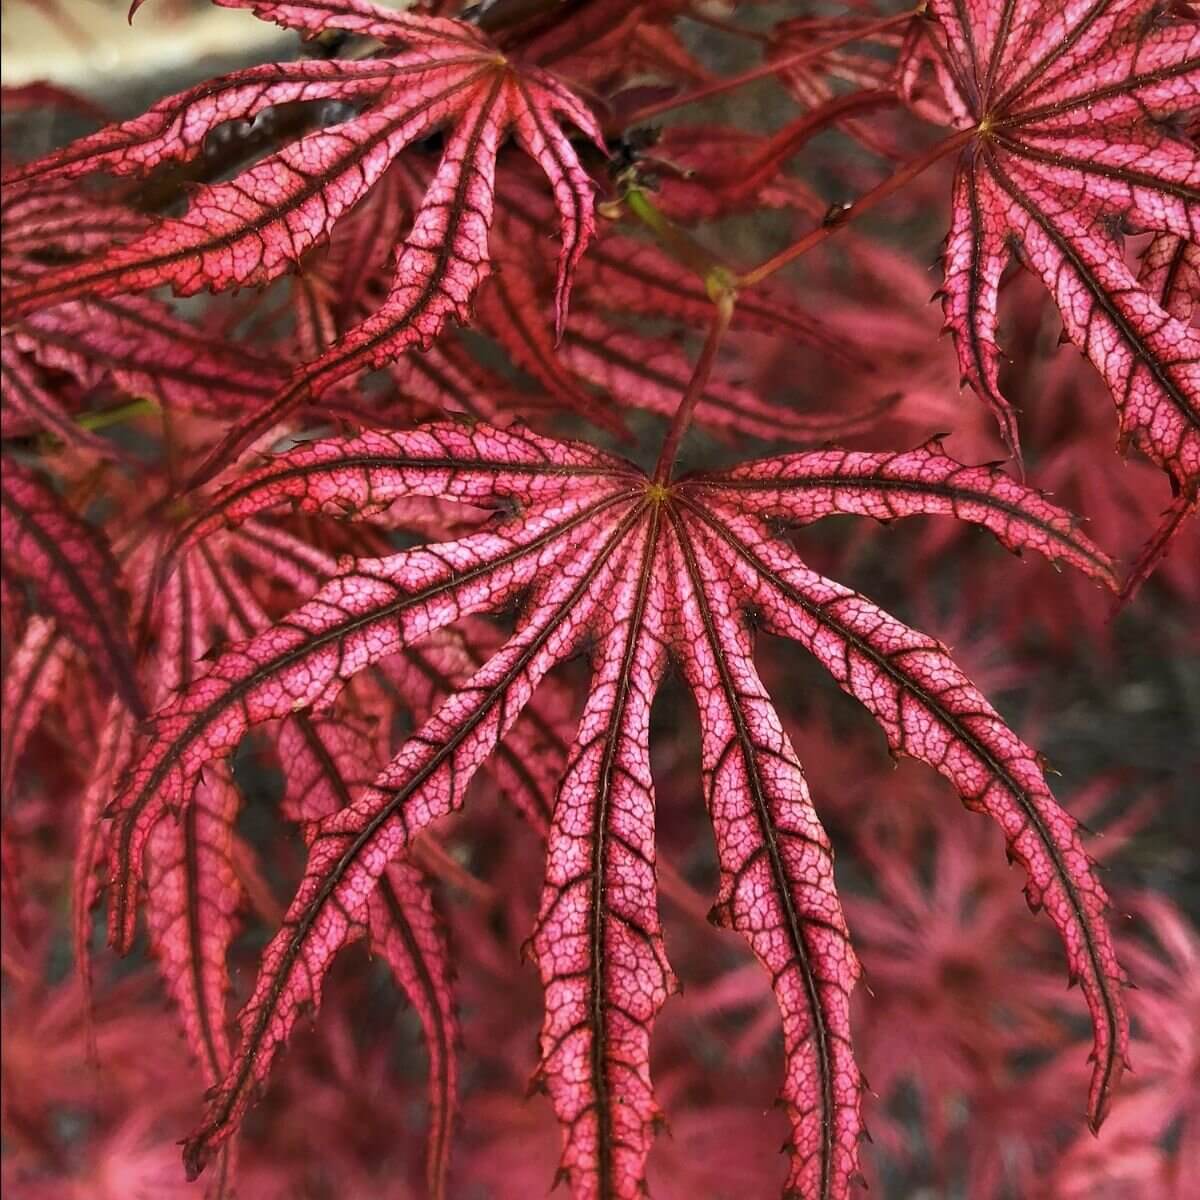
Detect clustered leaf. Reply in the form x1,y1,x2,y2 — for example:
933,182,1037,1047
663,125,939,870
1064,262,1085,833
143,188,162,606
2,1,1192,1197
3,0,604,477
0,461,144,716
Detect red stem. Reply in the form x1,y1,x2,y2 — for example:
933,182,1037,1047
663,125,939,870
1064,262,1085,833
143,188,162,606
1113,490,1198,612
623,9,916,126
739,126,975,288
681,10,770,43
726,89,899,205
654,297,733,484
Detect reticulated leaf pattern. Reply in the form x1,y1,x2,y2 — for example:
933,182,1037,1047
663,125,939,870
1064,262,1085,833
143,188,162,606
3,0,603,480
4,2,1186,1196
87,420,1125,1194
903,0,1200,492
0,461,144,717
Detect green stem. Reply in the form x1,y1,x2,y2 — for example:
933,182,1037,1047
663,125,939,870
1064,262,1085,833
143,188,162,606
620,184,730,283
74,397,159,432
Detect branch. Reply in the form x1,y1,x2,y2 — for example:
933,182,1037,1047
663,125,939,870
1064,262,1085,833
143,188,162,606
621,9,917,127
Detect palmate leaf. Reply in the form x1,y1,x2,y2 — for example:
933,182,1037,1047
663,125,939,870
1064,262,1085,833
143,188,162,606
70,532,281,1200
100,421,1127,1198
89,491,472,1199
133,537,265,1170
3,0,604,464
902,0,1200,491
72,507,334,1053
667,527,862,1199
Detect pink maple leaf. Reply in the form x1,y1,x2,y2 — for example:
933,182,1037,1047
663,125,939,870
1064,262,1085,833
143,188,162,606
900,0,1200,495
90,417,1129,1198
2,0,604,477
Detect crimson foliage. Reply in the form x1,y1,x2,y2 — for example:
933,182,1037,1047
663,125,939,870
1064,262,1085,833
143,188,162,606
2,2,1197,1198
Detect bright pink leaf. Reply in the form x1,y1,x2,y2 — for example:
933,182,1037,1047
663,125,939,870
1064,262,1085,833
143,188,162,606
680,500,1126,1129
529,509,677,1197
97,420,1127,1194
904,0,1200,491
4,4,604,479
107,425,639,950
145,765,241,1087
668,516,864,1197
367,861,459,1200
274,710,460,1200
685,442,1120,586
181,489,641,1179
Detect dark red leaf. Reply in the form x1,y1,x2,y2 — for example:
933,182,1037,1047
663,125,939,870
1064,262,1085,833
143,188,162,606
0,461,145,716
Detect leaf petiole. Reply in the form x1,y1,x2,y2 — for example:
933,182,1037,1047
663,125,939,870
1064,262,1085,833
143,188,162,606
654,290,735,484
738,126,975,288
615,181,731,283
622,9,918,127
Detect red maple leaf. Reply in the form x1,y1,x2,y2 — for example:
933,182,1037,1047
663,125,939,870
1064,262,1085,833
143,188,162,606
2,0,604,409
900,0,1200,493
94,415,1128,1198
45,452,468,1195
5,4,1194,1197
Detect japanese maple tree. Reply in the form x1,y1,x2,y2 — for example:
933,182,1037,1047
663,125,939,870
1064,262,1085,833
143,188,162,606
2,1,1197,1198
